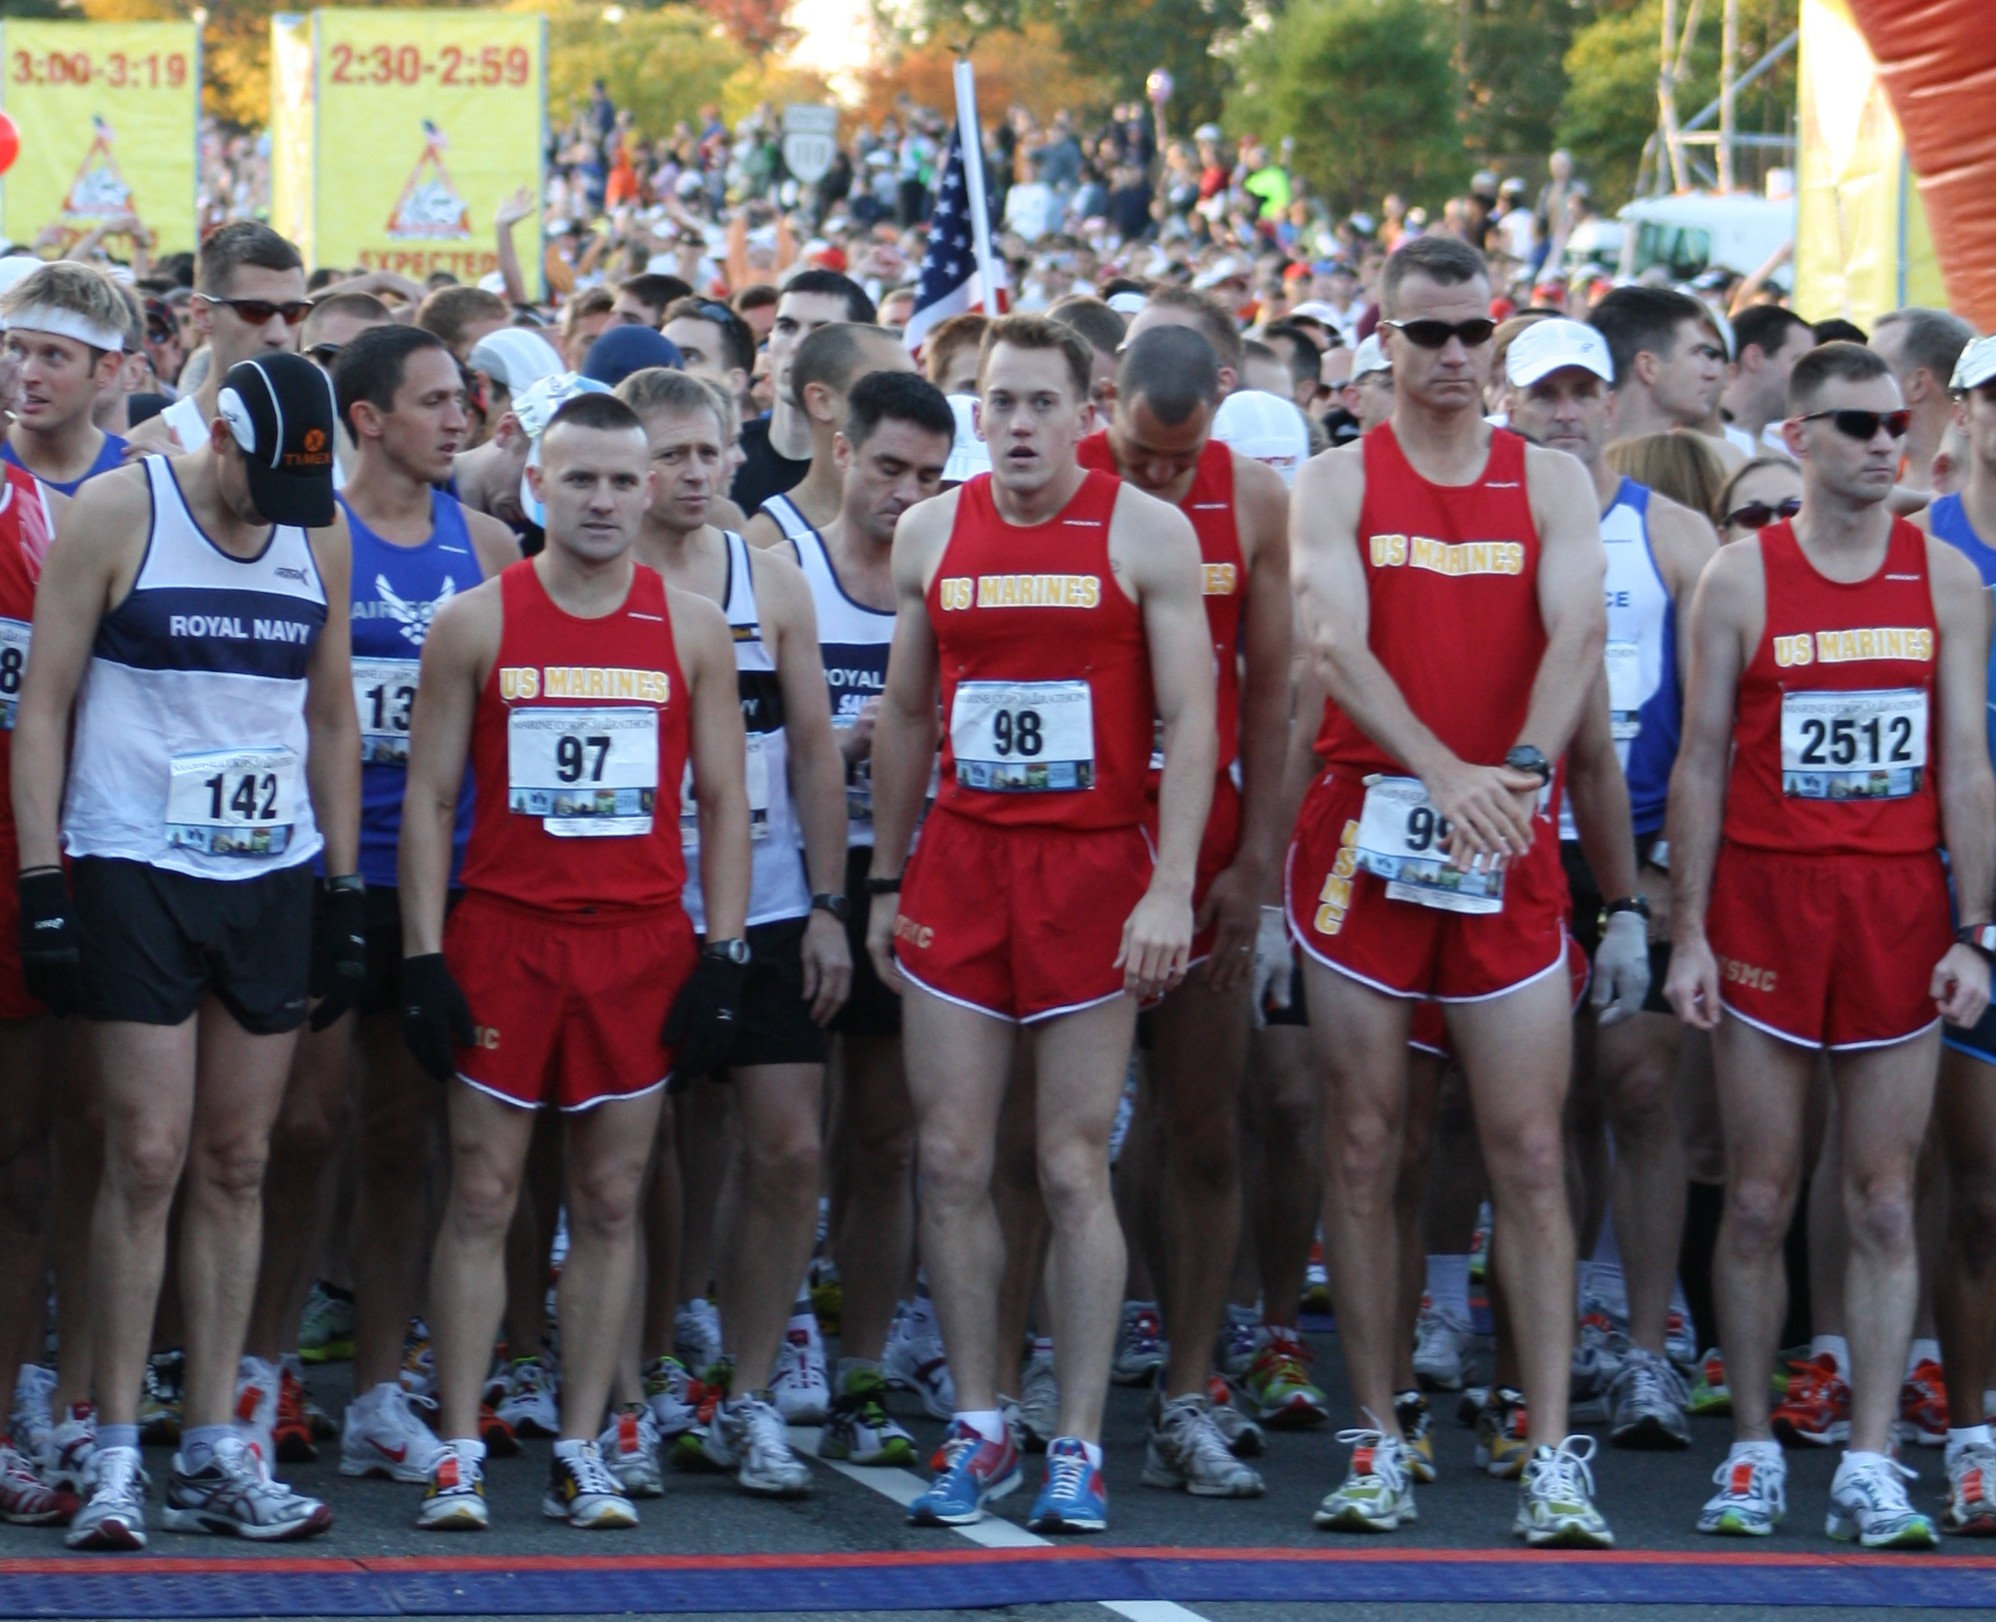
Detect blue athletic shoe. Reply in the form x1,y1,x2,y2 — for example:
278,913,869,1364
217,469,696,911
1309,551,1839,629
907,1421,1020,1526
1028,1436,1108,1533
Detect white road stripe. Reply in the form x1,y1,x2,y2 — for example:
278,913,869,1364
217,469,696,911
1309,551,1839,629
790,1426,1213,1621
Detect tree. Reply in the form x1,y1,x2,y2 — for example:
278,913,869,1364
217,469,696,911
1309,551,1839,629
699,0,798,59
1227,0,1462,214
1456,0,1596,172
854,21,1113,128
536,2,746,137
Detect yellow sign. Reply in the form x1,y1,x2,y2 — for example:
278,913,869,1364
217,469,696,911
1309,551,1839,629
272,10,543,283
0,20,199,258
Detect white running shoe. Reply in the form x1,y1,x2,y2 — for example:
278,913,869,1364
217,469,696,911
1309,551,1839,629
1143,1395,1263,1497
1827,1451,1938,1549
597,1403,664,1498
542,1440,638,1529
705,1393,811,1496
161,1434,332,1540
495,1357,560,1438
416,1440,488,1531
65,1444,148,1550
769,1317,831,1425
1217,1314,1261,1383
1608,1347,1691,1451
1017,1348,1059,1452
233,1355,280,1466
883,1304,955,1420
340,1383,446,1484
10,1364,55,1454
1412,1299,1472,1393
1515,1435,1614,1548
642,1355,698,1439
1112,1302,1166,1386
0,1442,63,1525
1697,1445,1787,1536
40,1405,96,1494
674,1298,724,1373
1313,1430,1416,1531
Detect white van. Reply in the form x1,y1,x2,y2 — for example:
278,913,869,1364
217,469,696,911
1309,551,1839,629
1614,192,1796,288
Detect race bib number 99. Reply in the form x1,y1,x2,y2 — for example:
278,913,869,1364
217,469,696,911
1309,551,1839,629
509,706,658,837
950,679,1094,793
0,617,27,731
166,746,297,858
353,657,418,765
1353,775,1504,915
1779,687,1926,801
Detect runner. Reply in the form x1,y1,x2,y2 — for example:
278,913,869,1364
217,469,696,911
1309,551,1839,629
400,391,751,1532
661,296,757,419
731,270,876,515
1587,287,1742,472
1075,323,1290,1498
0,263,130,495
866,313,1216,1533
128,224,309,455
1124,287,1243,399
1287,235,1615,1546
1718,306,1815,459
616,364,853,1492
1667,340,1992,1549
1871,309,1975,493
1508,316,1718,1447
13,352,357,1549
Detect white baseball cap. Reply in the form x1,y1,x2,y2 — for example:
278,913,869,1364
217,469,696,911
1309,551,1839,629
942,393,991,485
1350,333,1390,381
469,327,565,396
1505,318,1614,388
1212,389,1309,488
1105,290,1147,316
514,371,614,527
1953,334,1996,393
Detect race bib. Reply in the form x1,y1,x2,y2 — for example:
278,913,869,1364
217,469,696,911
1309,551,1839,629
680,732,773,848
0,617,28,731
1353,775,1504,914
352,656,418,765
166,746,297,858
1779,687,1926,801
1605,641,1643,744
950,679,1094,793
509,706,657,837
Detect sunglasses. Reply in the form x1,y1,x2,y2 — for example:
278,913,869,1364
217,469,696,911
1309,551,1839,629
1723,496,1801,530
1796,408,1912,442
1382,317,1496,349
199,294,313,328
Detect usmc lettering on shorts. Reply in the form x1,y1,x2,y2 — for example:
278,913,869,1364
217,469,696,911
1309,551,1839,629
1368,534,1525,576
1771,627,1935,668
936,573,1103,611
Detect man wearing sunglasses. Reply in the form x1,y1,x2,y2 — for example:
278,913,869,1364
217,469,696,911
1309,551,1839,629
1667,341,1994,1548
1289,235,1614,1547
1504,317,1718,1453
129,222,310,458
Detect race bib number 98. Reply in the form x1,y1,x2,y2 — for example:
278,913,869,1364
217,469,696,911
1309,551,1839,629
950,679,1094,793
1779,687,1926,801
509,706,658,837
0,617,27,731
166,746,297,858
1353,775,1504,914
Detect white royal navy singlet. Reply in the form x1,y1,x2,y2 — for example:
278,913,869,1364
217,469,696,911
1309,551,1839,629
681,530,810,930
759,490,813,545
64,455,329,877
789,521,894,848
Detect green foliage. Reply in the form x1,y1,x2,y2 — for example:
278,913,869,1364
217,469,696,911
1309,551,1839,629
1457,0,1594,169
536,2,746,135
1227,0,1463,213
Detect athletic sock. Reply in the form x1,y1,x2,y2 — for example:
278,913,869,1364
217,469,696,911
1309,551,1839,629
96,1422,139,1454
551,1436,586,1462
1908,1337,1941,1374
1810,1334,1850,1378
954,1408,1005,1444
1078,1438,1104,1470
1726,1437,1781,1464
179,1423,232,1471
1030,1334,1055,1361
1586,1223,1628,1321
1425,1254,1471,1325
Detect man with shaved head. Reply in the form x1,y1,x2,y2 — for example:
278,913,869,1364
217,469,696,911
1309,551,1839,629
1125,286,1244,399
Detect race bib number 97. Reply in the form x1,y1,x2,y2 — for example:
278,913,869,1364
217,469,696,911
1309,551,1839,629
950,679,1094,793
1353,775,1504,914
509,706,658,837
1779,687,1926,801
166,746,297,858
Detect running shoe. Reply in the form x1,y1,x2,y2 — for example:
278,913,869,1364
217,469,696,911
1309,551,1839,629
479,1402,519,1456
416,1441,488,1530
543,1440,638,1529
807,1255,842,1339
1943,1439,1996,1536
1827,1451,1938,1549
0,1443,62,1525
1469,1201,1492,1283
1029,1436,1108,1533
597,1403,664,1499
1568,1309,1625,1426
1771,1353,1851,1447
286,1354,337,1440
1207,1373,1265,1458
234,1356,279,1467
1312,1429,1416,1532
1143,1394,1263,1497
883,1305,955,1420
398,1319,435,1398
670,1362,733,1471
770,1318,832,1425
642,1355,698,1440
818,1366,915,1467
340,1383,445,1484
10,1364,54,1455
1609,1347,1690,1450
1300,1242,1331,1315
40,1403,96,1494
1697,1445,1787,1536
495,1356,560,1438
1665,1307,1698,1375
1475,1386,1531,1479
1413,1297,1472,1392
1515,1435,1614,1548
1395,1390,1437,1484
908,1421,1021,1526
298,1282,356,1364
704,1393,811,1496
1242,1329,1330,1427
1687,1348,1731,1417
161,1434,332,1541
1217,1313,1261,1382
674,1298,724,1372
139,1351,184,1446
64,1444,147,1550
1899,1358,1949,1447
1111,1302,1166,1386
273,1361,317,1464
1017,1346,1058,1452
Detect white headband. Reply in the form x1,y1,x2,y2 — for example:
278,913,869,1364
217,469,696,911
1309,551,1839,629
0,304,126,353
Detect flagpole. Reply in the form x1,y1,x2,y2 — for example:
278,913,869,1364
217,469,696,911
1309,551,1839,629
952,56,1000,315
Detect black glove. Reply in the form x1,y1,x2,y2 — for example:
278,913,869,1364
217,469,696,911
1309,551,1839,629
17,868,80,1016
663,953,746,1089
402,952,474,1082
308,880,368,1032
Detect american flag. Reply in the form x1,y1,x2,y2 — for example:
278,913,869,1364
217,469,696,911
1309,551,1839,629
902,126,1007,356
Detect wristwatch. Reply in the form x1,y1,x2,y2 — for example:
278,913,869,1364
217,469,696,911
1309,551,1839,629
1503,744,1552,786
1600,896,1651,933
703,937,751,966
811,891,850,923
1957,922,1996,962
863,874,902,896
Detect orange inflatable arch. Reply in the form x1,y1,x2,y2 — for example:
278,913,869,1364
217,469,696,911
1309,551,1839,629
1847,0,1996,327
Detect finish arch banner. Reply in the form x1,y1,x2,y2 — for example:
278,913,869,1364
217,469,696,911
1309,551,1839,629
0,20,199,258
271,9,543,282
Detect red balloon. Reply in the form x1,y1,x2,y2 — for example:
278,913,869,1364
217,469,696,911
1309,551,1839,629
0,112,19,177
